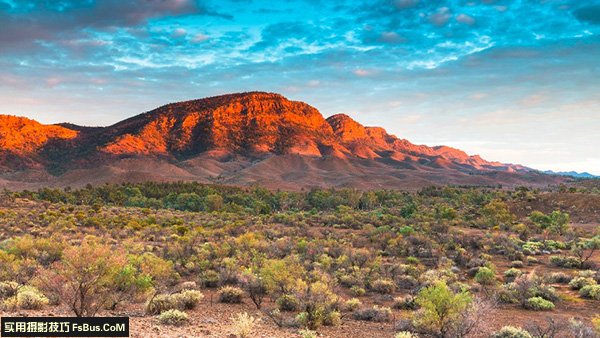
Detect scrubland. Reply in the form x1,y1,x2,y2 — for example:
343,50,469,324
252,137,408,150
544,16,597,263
0,182,599,337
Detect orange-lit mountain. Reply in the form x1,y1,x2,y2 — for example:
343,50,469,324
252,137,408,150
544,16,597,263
0,115,79,171
0,92,566,190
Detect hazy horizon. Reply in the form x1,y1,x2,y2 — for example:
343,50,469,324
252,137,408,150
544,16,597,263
1,0,599,175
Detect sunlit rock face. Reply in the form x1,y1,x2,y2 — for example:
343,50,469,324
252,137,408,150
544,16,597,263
0,115,78,154
101,92,335,157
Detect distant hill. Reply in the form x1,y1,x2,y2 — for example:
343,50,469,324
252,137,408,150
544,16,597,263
543,170,598,179
0,92,568,190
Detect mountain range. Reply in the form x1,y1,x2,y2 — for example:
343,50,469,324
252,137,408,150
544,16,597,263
0,92,570,190
543,170,598,179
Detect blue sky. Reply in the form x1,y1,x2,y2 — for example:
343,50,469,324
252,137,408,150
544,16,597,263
1,0,599,174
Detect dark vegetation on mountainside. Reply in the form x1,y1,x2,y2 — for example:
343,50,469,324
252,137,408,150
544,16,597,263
0,182,599,337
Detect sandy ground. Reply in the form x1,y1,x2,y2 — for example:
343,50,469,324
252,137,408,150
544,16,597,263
2,284,599,338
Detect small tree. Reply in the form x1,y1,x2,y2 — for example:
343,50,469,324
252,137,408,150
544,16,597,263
510,273,537,307
524,317,567,338
413,280,473,338
239,269,268,309
138,252,179,308
547,210,570,235
260,257,305,295
205,194,224,212
174,193,203,211
107,258,157,310
530,210,570,236
572,236,600,268
0,250,38,294
295,279,339,330
530,211,551,230
481,200,514,229
37,239,126,317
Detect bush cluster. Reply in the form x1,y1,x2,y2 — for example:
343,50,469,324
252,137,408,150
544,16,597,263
146,290,203,315
352,305,392,322
158,309,188,326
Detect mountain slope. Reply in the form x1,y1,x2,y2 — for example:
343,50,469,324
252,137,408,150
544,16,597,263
0,92,570,189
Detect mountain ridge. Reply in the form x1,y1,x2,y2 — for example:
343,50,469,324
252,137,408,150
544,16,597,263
543,170,598,179
0,92,569,189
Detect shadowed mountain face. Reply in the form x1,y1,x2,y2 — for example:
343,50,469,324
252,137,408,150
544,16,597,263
0,92,567,190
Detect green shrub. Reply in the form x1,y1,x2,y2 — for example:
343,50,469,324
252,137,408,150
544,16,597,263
549,255,581,268
524,297,554,311
491,326,533,338
295,312,310,327
174,289,203,309
399,226,415,235
406,256,420,265
338,274,362,288
146,294,177,315
158,309,188,326
546,272,572,284
350,286,366,297
569,277,597,290
218,286,244,303
577,270,597,278
201,270,220,287
276,294,300,311
343,298,362,312
545,240,566,250
371,279,396,294
579,285,600,300
412,280,472,336
294,280,338,329
522,241,544,254
504,268,522,281
510,261,524,268
146,290,203,314
3,286,49,311
15,286,49,310
497,286,518,304
352,305,392,322
500,275,559,307
531,284,560,302
474,266,496,285
322,310,342,327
